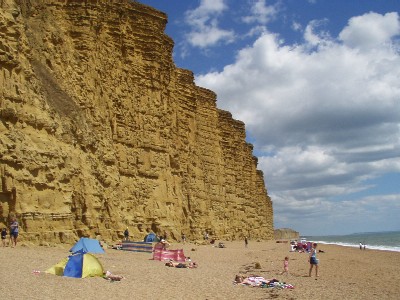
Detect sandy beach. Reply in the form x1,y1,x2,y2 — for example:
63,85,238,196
1,240,399,300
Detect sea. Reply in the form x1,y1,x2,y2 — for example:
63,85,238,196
303,231,400,252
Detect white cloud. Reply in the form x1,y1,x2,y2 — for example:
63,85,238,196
184,0,227,27
186,0,227,17
242,0,279,25
245,25,268,38
273,193,400,235
291,21,302,32
186,24,235,48
183,0,235,48
339,12,400,50
304,19,332,47
181,0,279,50
196,12,400,234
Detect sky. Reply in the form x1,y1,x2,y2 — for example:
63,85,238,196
137,0,400,236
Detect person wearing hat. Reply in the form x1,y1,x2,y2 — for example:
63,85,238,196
160,238,170,250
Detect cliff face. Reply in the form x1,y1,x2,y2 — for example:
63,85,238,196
0,0,273,243
274,228,299,240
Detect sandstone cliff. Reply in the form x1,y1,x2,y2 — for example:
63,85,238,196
274,228,299,240
0,0,273,244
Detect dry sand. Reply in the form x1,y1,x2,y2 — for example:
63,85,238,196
1,240,399,300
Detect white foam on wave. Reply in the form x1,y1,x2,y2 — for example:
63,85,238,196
313,241,400,252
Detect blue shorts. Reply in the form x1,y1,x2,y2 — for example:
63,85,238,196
310,257,319,265
11,232,18,238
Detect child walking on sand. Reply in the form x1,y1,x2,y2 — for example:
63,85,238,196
281,256,289,275
309,243,319,277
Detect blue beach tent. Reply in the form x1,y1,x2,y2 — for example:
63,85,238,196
144,232,157,242
63,250,104,278
70,237,105,254
46,250,104,278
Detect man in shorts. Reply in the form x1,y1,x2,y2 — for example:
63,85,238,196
10,218,19,248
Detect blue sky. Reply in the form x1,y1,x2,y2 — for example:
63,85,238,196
137,0,400,236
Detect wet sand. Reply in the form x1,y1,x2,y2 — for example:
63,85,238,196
0,240,399,299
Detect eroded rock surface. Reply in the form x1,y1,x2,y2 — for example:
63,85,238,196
274,228,300,240
0,0,273,243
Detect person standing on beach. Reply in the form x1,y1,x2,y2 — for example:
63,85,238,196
1,228,7,247
244,236,248,248
281,256,289,275
124,227,129,241
10,217,19,248
359,242,363,250
308,243,319,277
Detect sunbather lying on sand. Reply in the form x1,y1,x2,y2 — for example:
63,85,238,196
165,260,181,267
234,275,278,286
165,260,198,268
103,271,125,281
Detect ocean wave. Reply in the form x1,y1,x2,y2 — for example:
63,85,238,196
312,240,400,252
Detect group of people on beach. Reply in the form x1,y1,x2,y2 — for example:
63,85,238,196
278,242,320,277
1,217,19,248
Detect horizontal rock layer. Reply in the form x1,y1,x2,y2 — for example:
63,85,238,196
274,228,300,240
0,0,273,243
